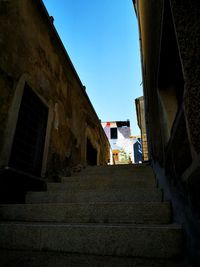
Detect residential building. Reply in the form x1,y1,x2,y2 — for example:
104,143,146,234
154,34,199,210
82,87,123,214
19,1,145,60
102,121,142,164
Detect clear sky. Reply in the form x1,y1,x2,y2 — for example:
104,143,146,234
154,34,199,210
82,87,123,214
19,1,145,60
42,0,143,135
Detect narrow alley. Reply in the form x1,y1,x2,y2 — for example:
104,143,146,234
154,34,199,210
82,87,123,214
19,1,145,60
0,0,200,266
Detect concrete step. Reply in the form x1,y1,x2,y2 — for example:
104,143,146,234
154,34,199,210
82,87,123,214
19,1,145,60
74,165,155,177
0,222,183,258
26,188,162,203
83,164,151,171
69,173,155,179
51,176,156,191
0,249,184,267
0,202,171,224
70,172,155,180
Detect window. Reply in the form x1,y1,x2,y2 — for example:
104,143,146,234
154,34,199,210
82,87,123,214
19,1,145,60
110,128,117,139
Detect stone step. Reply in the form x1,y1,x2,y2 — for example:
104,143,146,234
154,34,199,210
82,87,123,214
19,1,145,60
84,164,151,171
0,202,171,224
0,222,183,258
61,172,156,182
70,172,155,178
74,165,155,177
26,188,162,203
71,172,155,180
51,176,156,191
0,249,184,267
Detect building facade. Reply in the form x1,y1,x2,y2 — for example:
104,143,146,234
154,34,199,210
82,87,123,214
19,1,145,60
102,121,142,164
0,0,110,202
133,0,200,265
135,96,149,161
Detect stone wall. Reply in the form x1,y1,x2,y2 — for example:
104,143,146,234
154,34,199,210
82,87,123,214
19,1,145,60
0,0,110,181
134,0,200,265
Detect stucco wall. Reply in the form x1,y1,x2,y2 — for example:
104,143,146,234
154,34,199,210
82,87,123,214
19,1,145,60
0,0,110,179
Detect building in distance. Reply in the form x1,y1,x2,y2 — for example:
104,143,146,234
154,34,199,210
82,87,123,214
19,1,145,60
101,120,142,164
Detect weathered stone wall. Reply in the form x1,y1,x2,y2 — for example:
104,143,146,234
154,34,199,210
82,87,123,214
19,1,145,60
171,0,200,155
136,0,200,196
137,0,164,161
0,0,110,179
135,0,200,264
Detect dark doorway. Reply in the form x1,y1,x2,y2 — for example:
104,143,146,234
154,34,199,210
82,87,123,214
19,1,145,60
86,138,97,165
9,84,48,176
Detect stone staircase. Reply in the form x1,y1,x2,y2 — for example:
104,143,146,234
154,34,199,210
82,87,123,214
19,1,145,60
0,164,184,266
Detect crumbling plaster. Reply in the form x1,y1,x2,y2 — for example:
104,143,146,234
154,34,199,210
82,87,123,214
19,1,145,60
0,0,110,178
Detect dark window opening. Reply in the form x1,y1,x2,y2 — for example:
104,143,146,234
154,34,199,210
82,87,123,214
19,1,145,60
86,138,97,165
110,128,117,139
9,84,48,176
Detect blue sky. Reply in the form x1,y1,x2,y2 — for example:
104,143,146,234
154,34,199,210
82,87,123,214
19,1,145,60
42,0,142,135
